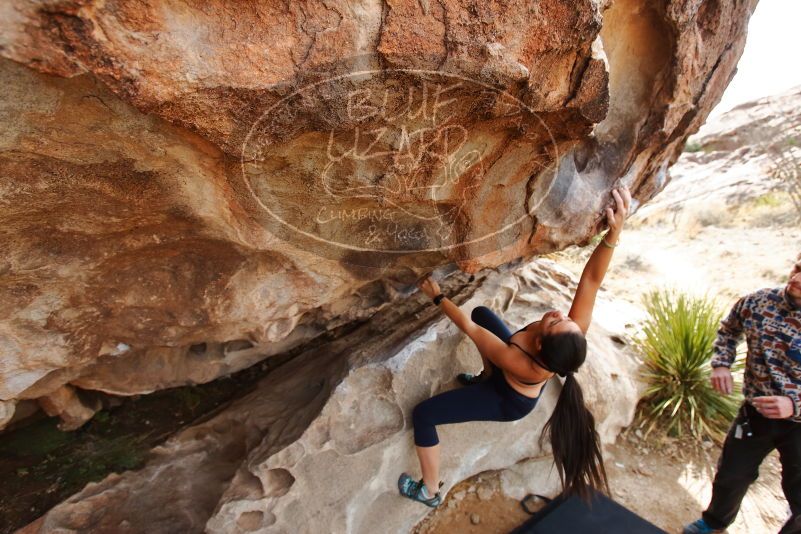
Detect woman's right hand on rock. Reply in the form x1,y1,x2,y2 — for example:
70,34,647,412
606,185,631,238
416,275,441,299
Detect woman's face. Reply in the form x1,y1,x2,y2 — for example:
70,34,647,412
539,310,582,337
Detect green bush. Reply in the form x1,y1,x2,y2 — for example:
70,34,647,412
683,140,704,153
636,290,742,440
751,191,786,208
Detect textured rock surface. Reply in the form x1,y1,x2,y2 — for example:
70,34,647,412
0,1,754,427
19,260,643,534
0,400,13,429
36,384,101,431
637,86,801,221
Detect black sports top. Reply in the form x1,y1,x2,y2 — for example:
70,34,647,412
507,324,548,386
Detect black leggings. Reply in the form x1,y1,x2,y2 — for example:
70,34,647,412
412,306,543,447
703,403,801,532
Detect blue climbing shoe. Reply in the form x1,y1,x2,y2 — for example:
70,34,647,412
398,473,441,508
682,519,722,534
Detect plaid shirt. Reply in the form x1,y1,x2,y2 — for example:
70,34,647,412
711,287,801,421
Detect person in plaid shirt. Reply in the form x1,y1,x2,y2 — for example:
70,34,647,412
685,253,801,534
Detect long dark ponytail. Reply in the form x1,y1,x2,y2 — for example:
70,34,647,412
538,333,609,501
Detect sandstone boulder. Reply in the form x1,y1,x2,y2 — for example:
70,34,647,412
0,0,754,429
0,400,14,429
36,384,101,431
20,260,643,533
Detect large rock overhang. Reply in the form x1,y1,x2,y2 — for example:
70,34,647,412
0,0,757,417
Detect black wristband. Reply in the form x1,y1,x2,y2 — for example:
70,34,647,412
432,294,445,306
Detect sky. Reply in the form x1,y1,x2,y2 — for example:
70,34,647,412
709,0,801,117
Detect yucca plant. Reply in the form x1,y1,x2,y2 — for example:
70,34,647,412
636,290,743,440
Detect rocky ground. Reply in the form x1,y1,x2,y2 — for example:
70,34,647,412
414,471,533,534
417,435,785,534
605,430,785,533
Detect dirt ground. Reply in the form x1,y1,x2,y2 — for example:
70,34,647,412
607,432,786,533
417,433,787,534
553,222,801,335
414,470,534,534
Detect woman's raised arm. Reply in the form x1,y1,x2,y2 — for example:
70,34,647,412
416,276,532,377
568,186,631,333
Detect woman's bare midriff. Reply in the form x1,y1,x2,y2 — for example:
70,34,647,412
502,370,546,399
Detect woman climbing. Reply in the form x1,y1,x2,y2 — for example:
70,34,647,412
398,185,632,508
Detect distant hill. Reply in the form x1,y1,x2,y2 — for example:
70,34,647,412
637,86,801,220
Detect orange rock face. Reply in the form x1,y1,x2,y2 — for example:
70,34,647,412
0,0,756,425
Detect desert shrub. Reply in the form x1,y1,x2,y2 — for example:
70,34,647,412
737,191,798,227
751,191,785,208
636,290,742,440
695,208,728,228
683,140,704,153
768,137,801,219
743,109,801,221
623,254,649,272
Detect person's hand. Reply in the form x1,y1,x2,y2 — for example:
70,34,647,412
711,366,733,395
416,275,441,300
605,185,631,239
751,396,795,419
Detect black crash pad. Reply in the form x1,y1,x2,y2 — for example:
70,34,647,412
510,491,667,534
